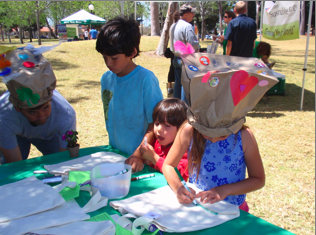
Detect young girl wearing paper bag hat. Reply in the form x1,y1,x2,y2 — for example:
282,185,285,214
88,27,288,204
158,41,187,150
162,43,279,212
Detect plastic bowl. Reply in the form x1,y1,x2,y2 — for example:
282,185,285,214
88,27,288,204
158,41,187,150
90,163,132,199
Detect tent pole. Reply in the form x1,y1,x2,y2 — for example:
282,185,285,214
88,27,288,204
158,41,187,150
300,1,313,111
260,1,264,41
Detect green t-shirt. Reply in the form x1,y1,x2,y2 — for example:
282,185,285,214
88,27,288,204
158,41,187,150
223,28,227,55
252,41,263,58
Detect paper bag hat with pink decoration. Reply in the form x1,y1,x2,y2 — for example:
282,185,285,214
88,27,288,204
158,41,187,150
0,44,59,109
178,47,279,137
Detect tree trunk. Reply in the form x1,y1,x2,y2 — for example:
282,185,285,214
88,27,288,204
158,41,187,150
29,27,32,42
299,1,306,35
36,1,42,45
19,25,24,44
0,25,4,41
46,18,57,39
151,2,160,36
256,1,260,29
7,29,11,43
218,2,223,35
201,17,205,41
199,1,205,40
55,24,58,39
156,2,177,55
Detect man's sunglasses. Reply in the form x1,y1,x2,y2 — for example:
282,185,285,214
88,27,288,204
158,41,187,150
223,16,228,18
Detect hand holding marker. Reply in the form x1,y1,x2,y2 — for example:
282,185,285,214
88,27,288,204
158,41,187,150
174,167,197,205
174,168,218,215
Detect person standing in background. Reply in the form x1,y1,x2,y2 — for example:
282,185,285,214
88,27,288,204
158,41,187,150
170,4,199,104
166,11,180,95
225,1,257,57
90,27,98,39
84,29,89,40
212,10,236,55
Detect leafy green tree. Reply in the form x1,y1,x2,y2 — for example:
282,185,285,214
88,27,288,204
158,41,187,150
0,1,30,44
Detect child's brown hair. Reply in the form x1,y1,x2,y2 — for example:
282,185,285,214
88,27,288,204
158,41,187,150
152,98,188,129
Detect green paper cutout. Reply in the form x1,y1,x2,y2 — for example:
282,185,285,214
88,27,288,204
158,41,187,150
16,87,40,107
102,89,113,121
116,223,134,235
87,212,115,224
59,171,90,201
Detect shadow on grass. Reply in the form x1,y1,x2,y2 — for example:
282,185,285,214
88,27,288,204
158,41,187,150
54,50,67,54
67,96,90,104
252,83,315,114
72,80,100,89
49,58,80,71
272,61,315,74
247,111,285,118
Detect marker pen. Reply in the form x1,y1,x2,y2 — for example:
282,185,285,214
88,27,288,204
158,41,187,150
174,167,197,205
131,174,155,181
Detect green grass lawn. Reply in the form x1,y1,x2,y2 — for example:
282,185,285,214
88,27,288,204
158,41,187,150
0,36,315,235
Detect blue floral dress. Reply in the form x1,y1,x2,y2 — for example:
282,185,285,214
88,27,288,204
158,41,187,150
188,131,246,206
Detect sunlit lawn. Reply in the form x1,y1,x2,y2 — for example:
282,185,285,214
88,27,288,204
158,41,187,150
0,35,315,235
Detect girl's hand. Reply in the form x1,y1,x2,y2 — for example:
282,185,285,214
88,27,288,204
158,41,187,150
143,159,152,166
139,143,157,164
195,186,229,204
176,185,196,204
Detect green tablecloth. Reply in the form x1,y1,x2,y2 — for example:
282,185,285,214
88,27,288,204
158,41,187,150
0,146,294,235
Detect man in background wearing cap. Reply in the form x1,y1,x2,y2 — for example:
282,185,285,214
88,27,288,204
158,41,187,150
170,4,199,103
0,47,76,164
225,1,257,57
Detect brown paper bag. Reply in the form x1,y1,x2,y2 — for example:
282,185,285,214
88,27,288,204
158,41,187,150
180,53,279,137
4,48,56,109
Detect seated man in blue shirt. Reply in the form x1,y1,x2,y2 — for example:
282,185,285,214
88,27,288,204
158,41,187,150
0,47,76,164
225,1,257,57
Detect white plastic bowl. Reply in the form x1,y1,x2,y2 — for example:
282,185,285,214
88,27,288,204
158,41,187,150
90,163,132,199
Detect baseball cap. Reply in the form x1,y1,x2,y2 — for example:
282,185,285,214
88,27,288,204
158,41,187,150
179,4,196,15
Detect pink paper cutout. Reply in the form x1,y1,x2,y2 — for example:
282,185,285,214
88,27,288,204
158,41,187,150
201,71,211,83
258,80,269,86
201,71,220,83
174,41,195,55
230,70,258,106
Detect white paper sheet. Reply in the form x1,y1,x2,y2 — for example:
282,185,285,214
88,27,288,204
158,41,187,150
44,151,127,175
110,184,240,233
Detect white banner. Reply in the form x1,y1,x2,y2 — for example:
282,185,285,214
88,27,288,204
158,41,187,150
262,1,300,40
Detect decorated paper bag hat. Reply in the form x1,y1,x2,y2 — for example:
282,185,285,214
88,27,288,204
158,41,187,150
178,48,279,138
0,44,59,109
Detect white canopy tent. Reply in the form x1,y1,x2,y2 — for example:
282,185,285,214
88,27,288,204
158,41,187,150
61,9,106,25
